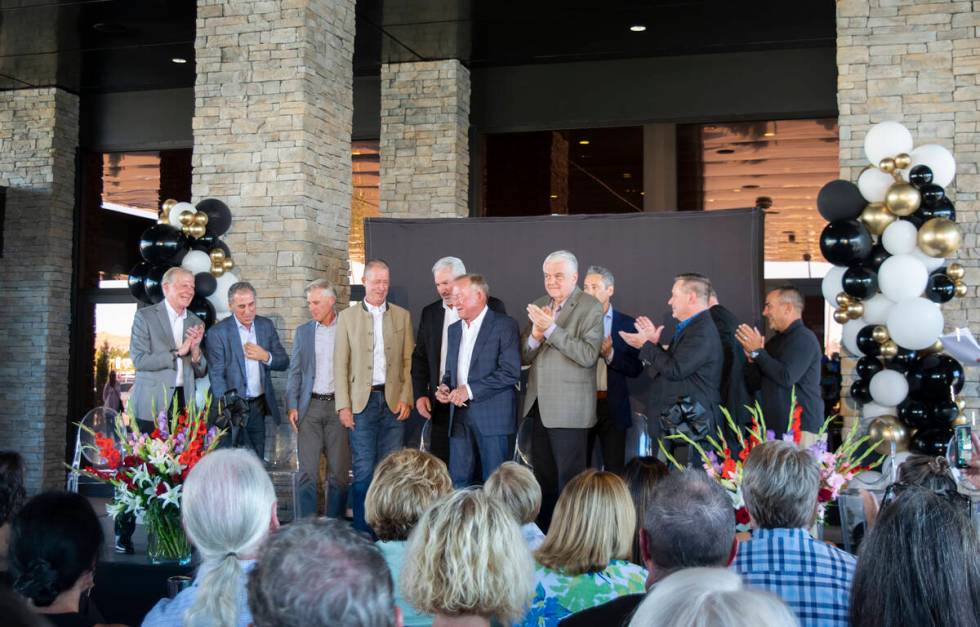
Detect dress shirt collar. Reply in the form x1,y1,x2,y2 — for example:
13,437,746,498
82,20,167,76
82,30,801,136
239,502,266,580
315,315,337,330
604,306,614,324
463,305,489,330
164,299,186,324
674,309,704,334
235,315,254,333
363,300,387,314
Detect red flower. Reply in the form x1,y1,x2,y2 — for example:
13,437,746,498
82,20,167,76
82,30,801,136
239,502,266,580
721,457,737,479
791,405,803,445
151,429,161,439
122,455,140,467
735,506,751,525
817,487,833,503
156,482,168,496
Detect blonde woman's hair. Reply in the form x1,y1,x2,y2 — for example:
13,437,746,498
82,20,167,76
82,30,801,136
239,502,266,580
401,489,534,623
534,469,635,576
365,448,452,541
485,462,542,525
182,449,276,627
628,567,799,627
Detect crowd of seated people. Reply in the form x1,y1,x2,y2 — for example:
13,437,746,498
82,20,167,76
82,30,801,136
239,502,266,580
2,439,980,627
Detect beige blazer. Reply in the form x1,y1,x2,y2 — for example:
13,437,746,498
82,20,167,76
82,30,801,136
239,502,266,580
521,287,604,429
334,301,414,414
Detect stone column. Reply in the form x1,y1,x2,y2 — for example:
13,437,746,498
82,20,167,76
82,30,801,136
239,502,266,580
380,60,471,218
837,1,979,419
193,0,355,336
0,88,79,492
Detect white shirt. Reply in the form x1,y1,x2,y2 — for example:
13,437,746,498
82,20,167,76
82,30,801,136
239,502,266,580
366,301,387,386
236,317,263,398
313,318,337,395
439,302,460,381
164,300,187,387
457,306,488,399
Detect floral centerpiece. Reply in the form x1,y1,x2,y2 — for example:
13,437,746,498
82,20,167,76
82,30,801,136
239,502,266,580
661,393,880,531
77,399,223,564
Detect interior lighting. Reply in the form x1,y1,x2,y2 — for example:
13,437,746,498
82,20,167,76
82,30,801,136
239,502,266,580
630,25,647,32
171,57,188,64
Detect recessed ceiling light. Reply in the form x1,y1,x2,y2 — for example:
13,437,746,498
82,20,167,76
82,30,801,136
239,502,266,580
764,131,776,137
623,173,632,179
171,57,188,64
578,140,590,145
630,25,647,32
550,194,558,199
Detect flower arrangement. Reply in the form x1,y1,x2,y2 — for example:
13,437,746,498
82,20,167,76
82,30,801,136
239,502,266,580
77,399,223,563
661,392,880,530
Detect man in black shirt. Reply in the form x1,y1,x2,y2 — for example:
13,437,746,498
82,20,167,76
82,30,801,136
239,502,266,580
736,285,823,443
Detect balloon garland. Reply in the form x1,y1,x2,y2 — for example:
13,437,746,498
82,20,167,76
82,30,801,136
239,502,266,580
818,121,967,457
127,198,237,329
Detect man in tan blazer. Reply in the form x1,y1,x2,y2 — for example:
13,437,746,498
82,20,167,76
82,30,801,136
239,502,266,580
522,250,604,528
335,258,414,532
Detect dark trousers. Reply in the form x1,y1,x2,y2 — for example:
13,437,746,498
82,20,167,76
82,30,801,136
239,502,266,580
529,404,587,532
587,397,626,475
217,395,268,461
296,397,351,519
448,408,510,488
428,401,451,466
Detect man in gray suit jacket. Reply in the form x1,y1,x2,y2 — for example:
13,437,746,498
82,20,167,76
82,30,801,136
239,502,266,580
129,267,207,424
522,250,604,528
286,279,351,519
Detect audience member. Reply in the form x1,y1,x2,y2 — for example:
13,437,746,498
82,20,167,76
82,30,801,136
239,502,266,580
620,456,668,565
143,449,278,627
402,489,533,627
628,568,799,627
0,585,48,627
366,449,453,626
8,492,120,627
0,451,26,568
561,470,735,627
897,454,958,491
519,470,647,626
850,488,980,627
102,371,123,412
485,461,546,550
249,518,402,627
733,441,855,627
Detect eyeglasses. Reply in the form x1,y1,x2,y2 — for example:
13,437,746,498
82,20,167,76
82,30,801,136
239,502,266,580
881,481,972,516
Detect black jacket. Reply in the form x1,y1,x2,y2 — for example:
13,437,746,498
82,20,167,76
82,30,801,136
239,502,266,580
709,304,753,428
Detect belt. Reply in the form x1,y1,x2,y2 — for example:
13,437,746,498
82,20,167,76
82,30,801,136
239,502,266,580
371,384,385,393
311,393,335,401
245,394,265,403
596,390,608,400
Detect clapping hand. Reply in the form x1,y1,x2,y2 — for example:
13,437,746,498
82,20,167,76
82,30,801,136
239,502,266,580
527,304,555,340
600,336,613,359
619,316,663,349
735,324,765,357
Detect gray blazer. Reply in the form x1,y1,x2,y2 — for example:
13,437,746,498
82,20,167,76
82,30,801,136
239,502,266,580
128,300,207,422
286,319,321,422
521,287,604,429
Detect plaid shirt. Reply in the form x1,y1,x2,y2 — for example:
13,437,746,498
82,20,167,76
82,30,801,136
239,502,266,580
733,527,855,627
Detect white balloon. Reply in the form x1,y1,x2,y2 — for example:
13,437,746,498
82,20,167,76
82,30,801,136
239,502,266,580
180,250,211,275
861,402,897,420
862,294,895,325
881,220,919,255
910,247,945,272
877,254,928,302
886,297,944,350
842,319,866,357
901,143,956,188
869,370,909,407
864,121,914,165
857,168,895,203
208,272,239,314
168,201,196,228
821,266,847,306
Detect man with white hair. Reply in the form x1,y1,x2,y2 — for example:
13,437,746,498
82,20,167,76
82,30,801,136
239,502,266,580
522,250,604,528
411,256,505,465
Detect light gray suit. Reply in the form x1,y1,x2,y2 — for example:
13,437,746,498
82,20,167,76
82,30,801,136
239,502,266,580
128,300,207,422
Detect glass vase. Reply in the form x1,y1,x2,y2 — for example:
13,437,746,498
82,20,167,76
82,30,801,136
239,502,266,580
145,505,192,566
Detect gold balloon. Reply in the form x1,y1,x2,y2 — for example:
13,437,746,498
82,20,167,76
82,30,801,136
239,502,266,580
209,249,226,262
836,292,853,308
192,212,209,227
953,414,969,426
879,157,896,173
178,210,195,227
186,224,206,238
211,263,225,277
869,416,910,456
222,258,234,271
833,309,850,324
847,302,865,319
162,198,178,213
918,218,963,257
894,153,912,170
157,216,170,225
946,263,965,281
872,325,890,344
884,182,921,217
956,398,967,412
859,202,896,236
919,339,945,356
879,340,898,359
954,280,968,298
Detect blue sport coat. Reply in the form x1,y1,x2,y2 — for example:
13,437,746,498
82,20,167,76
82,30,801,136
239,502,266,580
606,309,645,430
285,319,323,421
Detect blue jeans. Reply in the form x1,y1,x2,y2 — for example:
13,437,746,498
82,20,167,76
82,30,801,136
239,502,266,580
449,410,510,488
349,391,405,533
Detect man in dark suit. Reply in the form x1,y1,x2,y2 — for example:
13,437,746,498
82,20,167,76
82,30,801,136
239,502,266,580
437,274,521,487
707,286,753,444
206,281,289,459
620,274,723,454
411,256,505,466
582,265,643,474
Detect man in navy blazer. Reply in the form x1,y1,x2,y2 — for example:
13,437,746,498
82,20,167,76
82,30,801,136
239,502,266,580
206,281,289,459
583,266,643,474
437,274,521,487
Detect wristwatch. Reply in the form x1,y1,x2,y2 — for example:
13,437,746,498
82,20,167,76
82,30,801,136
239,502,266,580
750,349,761,359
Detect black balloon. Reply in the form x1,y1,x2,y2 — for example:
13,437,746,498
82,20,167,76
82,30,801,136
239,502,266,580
190,234,231,258
842,266,878,299
861,243,891,273
928,399,960,428
908,164,933,187
139,224,189,266
925,272,956,304
907,354,966,401
897,399,930,429
143,264,170,304
816,180,866,222
819,220,872,267
194,272,217,298
128,261,152,304
918,183,945,207
196,198,232,237
901,213,925,229
910,427,953,456
856,325,881,357
885,346,918,375
850,379,873,404
918,197,956,222
188,296,216,329
856,356,884,381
